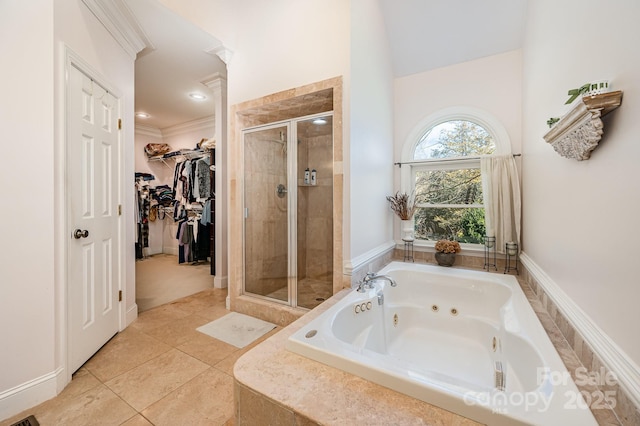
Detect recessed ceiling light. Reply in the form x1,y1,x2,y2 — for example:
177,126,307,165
313,118,327,125
136,112,150,119
189,93,207,101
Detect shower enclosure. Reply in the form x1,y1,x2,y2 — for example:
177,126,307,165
243,114,333,309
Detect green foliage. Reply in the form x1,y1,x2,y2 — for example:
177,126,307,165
458,208,486,243
413,207,485,244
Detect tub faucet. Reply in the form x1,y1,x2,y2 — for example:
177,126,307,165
357,273,397,293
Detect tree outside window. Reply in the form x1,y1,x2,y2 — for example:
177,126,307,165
412,120,495,244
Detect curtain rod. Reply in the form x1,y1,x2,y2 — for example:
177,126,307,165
394,153,521,167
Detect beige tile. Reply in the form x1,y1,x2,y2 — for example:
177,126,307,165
142,368,235,426
83,328,172,382
10,384,136,426
215,349,246,377
144,314,212,347
105,349,209,411
236,382,294,426
120,414,155,426
194,302,232,321
129,302,195,334
63,367,101,398
178,333,239,367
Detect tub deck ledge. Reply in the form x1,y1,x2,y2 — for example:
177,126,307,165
232,288,483,425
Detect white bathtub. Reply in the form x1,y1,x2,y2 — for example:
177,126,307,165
286,262,597,425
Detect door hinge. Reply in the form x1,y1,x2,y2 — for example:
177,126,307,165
118,204,122,216
118,118,122,130
118,290,122,302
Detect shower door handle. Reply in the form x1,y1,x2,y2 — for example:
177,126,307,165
276,184,287,198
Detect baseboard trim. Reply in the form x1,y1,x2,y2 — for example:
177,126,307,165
214,275,228,289
125,303,138,327
343,240,396,276
0,367,63,421
520,252,640,409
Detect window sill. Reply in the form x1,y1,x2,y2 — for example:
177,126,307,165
395,239,485,257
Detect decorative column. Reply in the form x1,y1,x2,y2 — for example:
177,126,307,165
203,73,228,289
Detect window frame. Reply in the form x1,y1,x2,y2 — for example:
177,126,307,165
400,107,511,249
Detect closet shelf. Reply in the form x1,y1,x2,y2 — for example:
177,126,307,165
543,91,622,161
148,149,209,169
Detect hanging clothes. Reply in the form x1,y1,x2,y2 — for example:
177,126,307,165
135,174,155,259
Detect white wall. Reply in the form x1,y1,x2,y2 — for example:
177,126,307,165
155,0,359,266
0,0,56,412
393,51,523,240
348,0,395,259
522,0,640,365
0,0,135,419
157,0,350,106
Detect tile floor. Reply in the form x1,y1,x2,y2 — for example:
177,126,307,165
1,287,280,426
135,254,214,312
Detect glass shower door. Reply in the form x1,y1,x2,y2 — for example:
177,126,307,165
243,124,291,302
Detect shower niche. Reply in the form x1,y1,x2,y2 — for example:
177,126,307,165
243,114,334,310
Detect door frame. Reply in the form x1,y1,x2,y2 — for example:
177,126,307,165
56,45,125,387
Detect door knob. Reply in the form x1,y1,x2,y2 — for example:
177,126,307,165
73,229,89,239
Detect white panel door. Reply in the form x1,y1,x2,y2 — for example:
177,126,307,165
68,64,120,372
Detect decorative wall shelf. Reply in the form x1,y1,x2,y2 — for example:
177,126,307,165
543,91,623,161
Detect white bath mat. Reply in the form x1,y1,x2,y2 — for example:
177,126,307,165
196,312,276,348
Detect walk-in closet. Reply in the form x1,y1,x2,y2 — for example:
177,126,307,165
135,133,217,311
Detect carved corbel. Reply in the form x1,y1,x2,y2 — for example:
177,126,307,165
543,91,622,161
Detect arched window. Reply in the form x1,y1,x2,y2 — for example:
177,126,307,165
401,108,510,245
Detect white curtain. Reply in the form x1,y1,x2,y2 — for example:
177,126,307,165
481,155,521,254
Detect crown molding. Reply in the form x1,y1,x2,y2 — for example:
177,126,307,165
135,124,162,139
161,115,215,138
82,0,153,60
201,72,227,92
206,45,234,65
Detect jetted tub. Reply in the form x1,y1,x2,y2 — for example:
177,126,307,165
286,262,597,425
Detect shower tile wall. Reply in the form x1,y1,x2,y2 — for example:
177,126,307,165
297,133,333,284
245,128,288,298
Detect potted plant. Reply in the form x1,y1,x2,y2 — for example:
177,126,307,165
434,239,461,267
386,191,417,240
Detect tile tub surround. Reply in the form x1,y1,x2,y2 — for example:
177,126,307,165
233,289,483,425
519,265,640,426
235,258,628,425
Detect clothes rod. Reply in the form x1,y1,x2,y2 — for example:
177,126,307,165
394,153,521,167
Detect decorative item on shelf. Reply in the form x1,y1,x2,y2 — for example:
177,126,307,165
565,81,610,105
504,241,519,275
304,168,310,185
483,234,497,271
311,169,317,185
434,239,460,267
401,219,414,241
546,117,560,128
